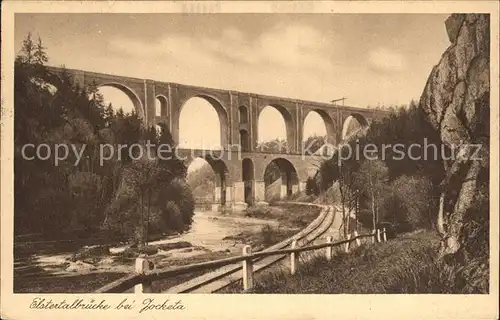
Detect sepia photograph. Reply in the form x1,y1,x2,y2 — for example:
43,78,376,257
1,1,499,319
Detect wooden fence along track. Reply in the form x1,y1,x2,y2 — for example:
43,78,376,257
95,203,388,293
164,205,335,293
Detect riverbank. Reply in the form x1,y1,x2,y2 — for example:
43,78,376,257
14,203,321,293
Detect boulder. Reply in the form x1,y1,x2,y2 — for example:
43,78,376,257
154,241,192,251
232,202,249,213
255,201,269,207
65,261,97,272
70,245,110,262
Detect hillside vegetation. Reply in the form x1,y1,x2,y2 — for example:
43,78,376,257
14,34,194,247
222,230,487,294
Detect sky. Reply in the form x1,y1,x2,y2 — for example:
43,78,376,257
15,13,451,153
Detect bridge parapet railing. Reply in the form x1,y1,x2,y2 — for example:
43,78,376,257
95,228,388,293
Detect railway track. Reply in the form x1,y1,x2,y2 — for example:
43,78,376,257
165,204,337,293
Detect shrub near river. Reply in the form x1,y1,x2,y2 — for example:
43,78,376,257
222,204,323,251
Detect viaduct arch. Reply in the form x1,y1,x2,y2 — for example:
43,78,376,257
46,66,389,212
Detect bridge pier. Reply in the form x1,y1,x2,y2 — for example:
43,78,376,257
254,181,266,203
280,182,288,199
214,186,222,203
225,186,232,204
299,181,306,193
233,181,245,202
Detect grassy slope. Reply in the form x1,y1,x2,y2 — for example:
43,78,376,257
244,203,322,230
222,230,488,294
225,203,322,250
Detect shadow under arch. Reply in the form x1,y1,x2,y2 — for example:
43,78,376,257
262,157,299,201
186,154,230,212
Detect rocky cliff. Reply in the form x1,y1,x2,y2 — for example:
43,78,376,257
419,14,490,258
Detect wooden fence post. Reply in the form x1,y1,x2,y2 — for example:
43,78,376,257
242,245,253,291
290,240,299,275
372,229,376,244
383,228,387,242
344,234,352,253
353,231,361,247
377,229,382,243
134,254,153,293
325,236,333,261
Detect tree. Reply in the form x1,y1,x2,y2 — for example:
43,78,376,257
264,161,281,186
14,34,151,239
14,34,74,235
34,36,49,66
110,110,142,163
102,122,193,245
12,34,194,247
157,122,187,179
305,176,319,196
125,157,161,246
353,159,389,230
68,172,103,232
390,175,436,230
257,138,289,153
162,178,195,230
17,33,35,65
337,145,360,237
187,162,216,202
103,103,115,127
302,135,327,155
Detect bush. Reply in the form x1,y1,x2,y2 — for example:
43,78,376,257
103,173,195,243
260,225,278,247
69,245,110,262
137,245,159,256
163,178,195,229
376,222,397,239
118,245,158,258
305,176,319,196
380,175,436,231
68,172,104,231
245,206,272,218
147,207,168,238
155,241,193,251
102,194,141,241
160,201,183,232
461,173,489,259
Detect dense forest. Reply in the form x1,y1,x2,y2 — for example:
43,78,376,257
312,102,445,234
14,34,194,245
308,99,488,266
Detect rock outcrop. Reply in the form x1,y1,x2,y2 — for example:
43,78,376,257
419,14,490,257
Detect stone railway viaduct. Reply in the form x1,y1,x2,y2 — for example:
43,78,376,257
47,66,389,211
